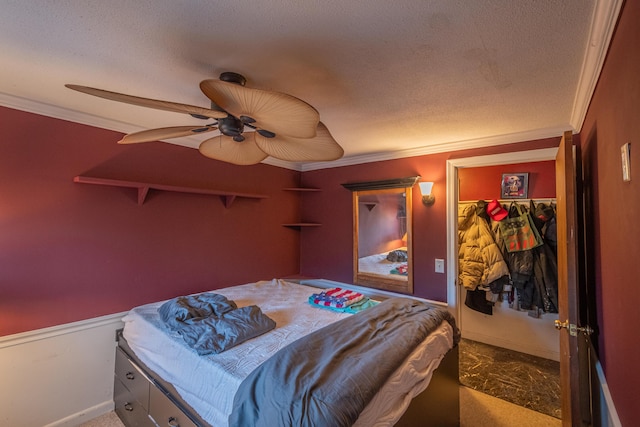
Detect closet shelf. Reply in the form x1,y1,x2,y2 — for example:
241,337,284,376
73,175,268,208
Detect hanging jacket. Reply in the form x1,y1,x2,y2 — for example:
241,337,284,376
495,204,534,289
458,205,510,290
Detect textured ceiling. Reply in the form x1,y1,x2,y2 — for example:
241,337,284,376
0,1,620,169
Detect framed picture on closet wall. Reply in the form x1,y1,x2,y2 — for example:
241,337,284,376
501,173,529,199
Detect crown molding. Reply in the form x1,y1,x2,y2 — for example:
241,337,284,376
300,126,571,171
570,0,624,132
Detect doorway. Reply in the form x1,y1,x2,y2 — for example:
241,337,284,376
446,147,562,418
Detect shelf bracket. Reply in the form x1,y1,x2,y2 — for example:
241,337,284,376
221,195,237,209
137,186,150,205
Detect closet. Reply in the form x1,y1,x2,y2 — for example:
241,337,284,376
446,149,563,419
456,160,559,361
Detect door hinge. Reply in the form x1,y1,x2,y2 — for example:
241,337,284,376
554,319,594,336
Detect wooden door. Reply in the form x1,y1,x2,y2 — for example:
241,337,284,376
556,130,590,426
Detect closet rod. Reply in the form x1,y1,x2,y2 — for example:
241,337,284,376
458,198,556,205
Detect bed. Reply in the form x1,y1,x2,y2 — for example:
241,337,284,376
114,279,460,427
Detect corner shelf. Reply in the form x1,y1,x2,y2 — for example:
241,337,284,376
73,176,268,208
281,187,322,228
283,187,321,192
282,223,322,228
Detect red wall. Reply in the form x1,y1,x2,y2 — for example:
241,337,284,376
579,1,640,424
458,161,556,201
0,107,301,336
299,137,559,301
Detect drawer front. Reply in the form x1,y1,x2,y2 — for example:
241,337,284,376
114,378,155,427
149,384,198,427
115,347,150,410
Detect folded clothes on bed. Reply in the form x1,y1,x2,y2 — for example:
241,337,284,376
390,264,408,276
159,293,238,329
309,287,365,309
309,296,378,313
159,293,275,355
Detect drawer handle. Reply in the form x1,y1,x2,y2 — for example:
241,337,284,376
125,371,135,380
167,417,180,427
124,402,133,412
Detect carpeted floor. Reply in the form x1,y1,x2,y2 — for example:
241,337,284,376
80,411,124,427
460,386,561,427
459,338,562,419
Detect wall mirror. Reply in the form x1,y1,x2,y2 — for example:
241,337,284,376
342,177,419,294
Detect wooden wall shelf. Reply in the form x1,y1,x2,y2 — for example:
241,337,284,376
283,187,321,192
282,223,323,228
73,176,268,208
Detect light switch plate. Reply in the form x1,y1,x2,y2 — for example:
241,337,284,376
621,143,631,182
435,258,445,273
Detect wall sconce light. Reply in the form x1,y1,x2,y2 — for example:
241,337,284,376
419,182,435,206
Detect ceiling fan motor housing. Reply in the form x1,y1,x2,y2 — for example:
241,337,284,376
218,115,244,140
219,72,246,86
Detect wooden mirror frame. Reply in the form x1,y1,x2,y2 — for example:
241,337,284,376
343,177,419,294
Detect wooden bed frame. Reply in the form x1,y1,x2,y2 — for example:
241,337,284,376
113,279,460,426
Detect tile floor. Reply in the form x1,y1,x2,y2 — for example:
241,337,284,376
459,338,561,419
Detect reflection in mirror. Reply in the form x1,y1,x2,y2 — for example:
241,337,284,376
343,177,418,294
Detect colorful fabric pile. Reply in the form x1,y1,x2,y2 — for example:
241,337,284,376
390,264,408,275
310,287,364,308
309,287,378,313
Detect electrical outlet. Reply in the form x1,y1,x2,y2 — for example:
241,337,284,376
435,258,445,273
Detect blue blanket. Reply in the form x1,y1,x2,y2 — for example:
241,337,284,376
159,293,275,355
228,297,459,427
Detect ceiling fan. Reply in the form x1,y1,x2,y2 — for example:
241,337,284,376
65,72,344,165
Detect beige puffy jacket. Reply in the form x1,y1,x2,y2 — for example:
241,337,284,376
458,205,509,290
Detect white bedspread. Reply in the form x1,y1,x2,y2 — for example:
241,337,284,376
122,279,453,427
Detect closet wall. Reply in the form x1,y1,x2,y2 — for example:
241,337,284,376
458,161,559,360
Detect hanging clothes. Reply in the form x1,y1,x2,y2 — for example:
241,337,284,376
458,204,510,315
530,201,559,313
458,204,510,291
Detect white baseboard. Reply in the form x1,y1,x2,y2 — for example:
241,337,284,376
462,330,560,361
44,401,115,427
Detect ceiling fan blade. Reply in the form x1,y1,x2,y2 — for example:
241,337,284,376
198,133,268,165
255,122,344,162
65,84,227,120
118,125,218,144
200,79,319,139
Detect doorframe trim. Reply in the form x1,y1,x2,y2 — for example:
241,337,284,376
445,147,559,320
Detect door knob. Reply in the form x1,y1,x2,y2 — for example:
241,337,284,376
555,319,593,336
554,319,569,330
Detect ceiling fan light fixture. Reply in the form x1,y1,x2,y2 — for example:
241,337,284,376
66,71,343,165
217,116,244,137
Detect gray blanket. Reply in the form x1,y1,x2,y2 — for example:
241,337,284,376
228,297,459,427
159,293,276,355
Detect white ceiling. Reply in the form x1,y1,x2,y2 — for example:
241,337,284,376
0,1,621,170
